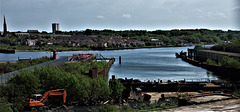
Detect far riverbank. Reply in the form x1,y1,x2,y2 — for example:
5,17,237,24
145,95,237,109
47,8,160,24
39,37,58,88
1,44,195,52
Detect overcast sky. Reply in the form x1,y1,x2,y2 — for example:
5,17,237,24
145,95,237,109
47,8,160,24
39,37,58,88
0,0,239,32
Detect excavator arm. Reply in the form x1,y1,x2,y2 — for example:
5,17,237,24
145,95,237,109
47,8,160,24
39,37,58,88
22,89,67,108
39,89,67,103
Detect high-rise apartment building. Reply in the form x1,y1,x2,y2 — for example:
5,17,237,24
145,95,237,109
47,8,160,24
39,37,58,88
52,23,59,34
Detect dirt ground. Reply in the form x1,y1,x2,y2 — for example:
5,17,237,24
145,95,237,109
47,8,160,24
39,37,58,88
163,98,240,112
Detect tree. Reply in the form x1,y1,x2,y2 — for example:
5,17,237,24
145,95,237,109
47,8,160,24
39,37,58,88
44,35,52,39
85,29,92,36
109,79,125,98
90,77,111,99
0,37,11,44
160,35,171,43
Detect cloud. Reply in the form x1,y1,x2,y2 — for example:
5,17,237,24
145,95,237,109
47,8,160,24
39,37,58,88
97,16,104,19
196,9,228,20
232,6,240,11
122,14,132,19
216,12,227,19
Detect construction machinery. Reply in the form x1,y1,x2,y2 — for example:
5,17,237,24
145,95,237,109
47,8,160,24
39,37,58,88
22,89,67,110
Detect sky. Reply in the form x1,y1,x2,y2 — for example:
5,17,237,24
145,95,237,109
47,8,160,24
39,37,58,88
0,0,239,32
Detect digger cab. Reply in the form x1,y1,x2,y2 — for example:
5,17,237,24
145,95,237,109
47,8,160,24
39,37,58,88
33,94,42,101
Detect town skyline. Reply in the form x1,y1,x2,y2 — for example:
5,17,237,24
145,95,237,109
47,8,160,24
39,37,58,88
0,0,239,32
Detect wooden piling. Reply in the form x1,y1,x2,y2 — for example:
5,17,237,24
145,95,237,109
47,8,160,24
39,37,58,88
119,56,121,64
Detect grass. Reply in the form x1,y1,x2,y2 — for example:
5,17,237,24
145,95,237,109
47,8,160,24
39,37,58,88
94,102,178,112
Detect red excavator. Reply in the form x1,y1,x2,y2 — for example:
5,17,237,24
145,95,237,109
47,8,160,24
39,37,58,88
22,89,67,110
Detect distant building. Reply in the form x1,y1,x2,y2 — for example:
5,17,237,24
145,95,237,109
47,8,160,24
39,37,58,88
27,30,39,33
52,23,59,34
26,39,37,46
3,16,7,37
15,32,30,36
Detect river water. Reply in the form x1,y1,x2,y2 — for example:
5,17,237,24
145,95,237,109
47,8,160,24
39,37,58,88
0,46,218,81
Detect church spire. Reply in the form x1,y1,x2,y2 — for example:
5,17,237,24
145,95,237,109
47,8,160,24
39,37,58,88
3,15,7,37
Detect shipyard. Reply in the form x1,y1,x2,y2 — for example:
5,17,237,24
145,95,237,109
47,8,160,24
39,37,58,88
1,0,240,111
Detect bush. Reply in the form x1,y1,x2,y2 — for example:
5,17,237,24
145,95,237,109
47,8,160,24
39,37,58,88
218,56,240,69
3,61,112,111
233,90,240,97
95,104,119,112
91,77,111,99
109,79,125,98
206,58,217,65
0,97,13,112
91,61,108,71
177,93,189,98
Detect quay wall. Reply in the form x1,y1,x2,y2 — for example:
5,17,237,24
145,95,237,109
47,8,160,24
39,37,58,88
180,49,240,81
195,50,240,62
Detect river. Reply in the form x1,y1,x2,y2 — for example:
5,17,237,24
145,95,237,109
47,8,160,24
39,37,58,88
0,46,218,81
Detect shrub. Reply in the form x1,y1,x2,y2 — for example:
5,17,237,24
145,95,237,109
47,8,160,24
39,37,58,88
233,90,240,97
95,104,119,112
0,97,13,112
177,93,189,98
109,79,125,98
218,56,240,69
90,77,111,99
2,60,112,111
206,58,215,65
91,61,108,71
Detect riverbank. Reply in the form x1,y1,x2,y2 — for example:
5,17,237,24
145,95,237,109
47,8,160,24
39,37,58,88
0,44,192,52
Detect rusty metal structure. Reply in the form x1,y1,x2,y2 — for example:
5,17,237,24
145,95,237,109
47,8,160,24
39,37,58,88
68,53,95,61
110,76,233,93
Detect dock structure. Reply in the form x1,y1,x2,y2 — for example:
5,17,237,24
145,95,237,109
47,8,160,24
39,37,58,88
187,48,196,59
88,54,115,78
110,76,233,93
177,49,240,81
186,49,240,62
95,54,114,60
196,50,240,61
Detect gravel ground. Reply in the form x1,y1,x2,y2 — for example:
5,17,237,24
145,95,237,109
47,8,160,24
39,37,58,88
163,98,240,112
